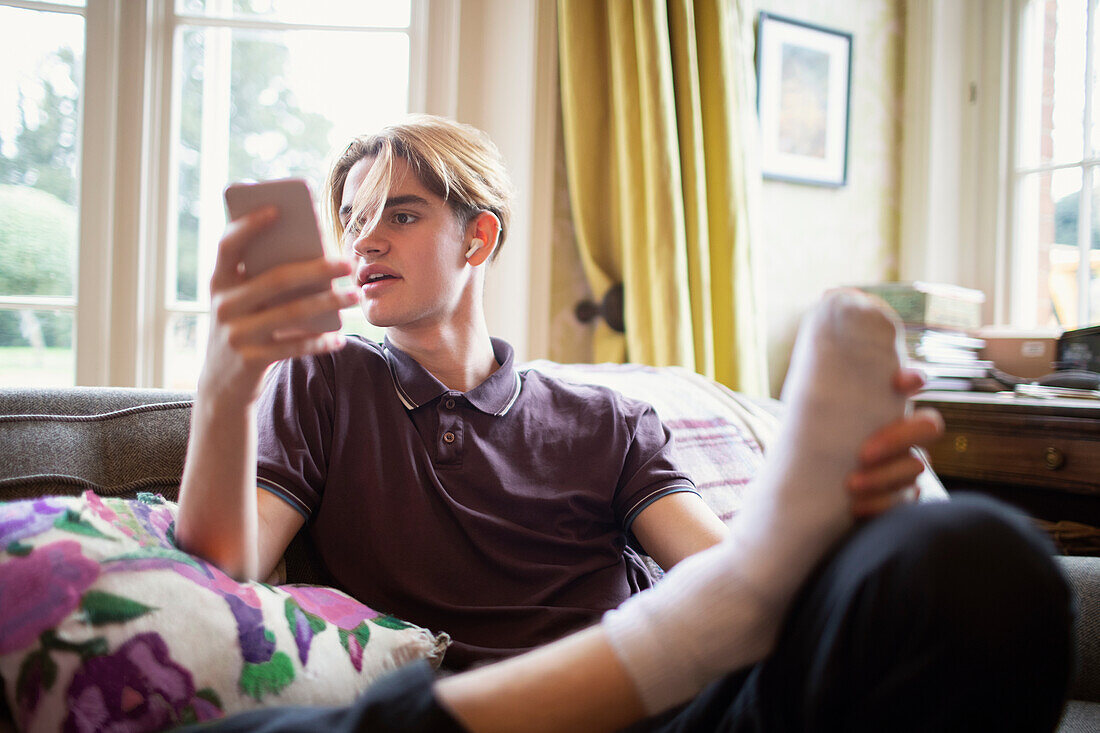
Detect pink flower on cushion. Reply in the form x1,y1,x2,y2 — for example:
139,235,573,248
176,564,262,609
0,540,100,653
345,633,364,672
81,491,119,526
283,586,379,629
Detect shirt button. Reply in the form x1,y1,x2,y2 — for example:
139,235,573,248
443,431,456,444
444,398,456,409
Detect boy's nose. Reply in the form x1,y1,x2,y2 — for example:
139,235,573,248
352,230,387,257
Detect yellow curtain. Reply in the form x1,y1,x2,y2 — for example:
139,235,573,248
558,0,767,395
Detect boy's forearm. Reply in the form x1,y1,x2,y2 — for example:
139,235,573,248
175,395,260,581
435,626,645,733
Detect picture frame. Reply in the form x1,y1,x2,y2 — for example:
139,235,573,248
755,12,853,187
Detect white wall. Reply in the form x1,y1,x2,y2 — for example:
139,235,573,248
899,0,1010,325
437,0,558,362
755,0,906,395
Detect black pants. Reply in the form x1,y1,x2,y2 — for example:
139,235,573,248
186,495,1075,732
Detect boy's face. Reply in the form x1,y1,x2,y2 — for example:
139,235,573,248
340,156,474,332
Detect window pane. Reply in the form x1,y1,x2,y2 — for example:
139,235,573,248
0,308,74,387
1016,168,1081,328
175,0,410,28
1092,252,1100,324
1030,169,1100,330
1091,172,1100,325
1020,0,1087,168
1050,168,1085,328
0,6,83,300
164,312,206,390
1093,0,1100,159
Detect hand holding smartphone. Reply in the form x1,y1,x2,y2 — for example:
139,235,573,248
223,178,342,332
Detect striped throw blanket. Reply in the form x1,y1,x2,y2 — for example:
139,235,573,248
523,361,782,522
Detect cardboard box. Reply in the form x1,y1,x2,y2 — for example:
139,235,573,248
976,328,1060,379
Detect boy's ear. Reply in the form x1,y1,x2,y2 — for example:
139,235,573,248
465,211,501,266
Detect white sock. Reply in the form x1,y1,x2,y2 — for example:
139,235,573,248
602,290,908,714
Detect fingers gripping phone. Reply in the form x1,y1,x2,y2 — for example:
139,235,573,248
223,178,341,332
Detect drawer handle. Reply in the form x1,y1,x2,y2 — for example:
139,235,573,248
954,435,968,453
1044,447,1065,470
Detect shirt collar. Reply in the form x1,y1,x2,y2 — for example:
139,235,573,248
381,336,521,416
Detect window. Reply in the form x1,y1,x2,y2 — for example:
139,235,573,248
1013,0,1100,329
0,1,85,387
0,0,425,388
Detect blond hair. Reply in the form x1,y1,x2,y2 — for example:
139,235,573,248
325,115,513,258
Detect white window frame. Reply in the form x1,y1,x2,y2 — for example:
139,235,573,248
0,0,107,384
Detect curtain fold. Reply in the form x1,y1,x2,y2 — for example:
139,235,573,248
558,0,767,395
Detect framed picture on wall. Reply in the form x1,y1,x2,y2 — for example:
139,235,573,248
755,12,853,187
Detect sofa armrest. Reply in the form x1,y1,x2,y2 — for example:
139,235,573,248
1060,555,1100,702
0,386,194,415
0,386,194,503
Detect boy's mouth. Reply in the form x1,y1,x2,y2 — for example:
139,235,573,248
357,264,401,288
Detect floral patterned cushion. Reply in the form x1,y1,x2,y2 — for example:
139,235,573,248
0,492,449,732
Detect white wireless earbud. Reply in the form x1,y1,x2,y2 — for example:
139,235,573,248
465,238,484,259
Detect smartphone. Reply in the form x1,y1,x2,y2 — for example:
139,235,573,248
223,178,341,332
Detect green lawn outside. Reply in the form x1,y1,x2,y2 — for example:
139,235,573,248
0,346,74,387
0,307,383,390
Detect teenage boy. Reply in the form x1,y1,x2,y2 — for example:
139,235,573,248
177,116,1072,731
182,291,1071,733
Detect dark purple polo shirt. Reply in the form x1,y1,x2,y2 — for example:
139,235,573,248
255,336,696,668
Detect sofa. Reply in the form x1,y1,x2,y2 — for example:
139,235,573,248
1,364,1098,731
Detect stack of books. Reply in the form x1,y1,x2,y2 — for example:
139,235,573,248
857,282,990,391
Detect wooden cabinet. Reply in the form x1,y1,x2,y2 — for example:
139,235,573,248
913,391,1100,528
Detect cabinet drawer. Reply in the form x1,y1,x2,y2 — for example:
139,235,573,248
928,427,1100,494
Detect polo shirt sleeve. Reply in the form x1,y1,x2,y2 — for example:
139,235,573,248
613,402,698,536
255,354,336,519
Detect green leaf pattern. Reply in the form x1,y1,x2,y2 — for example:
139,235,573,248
238,652,296,701
53,509,113,539
79,590,157,625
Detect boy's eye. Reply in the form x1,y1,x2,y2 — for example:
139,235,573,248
344,213,369,237
392,212,417,225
